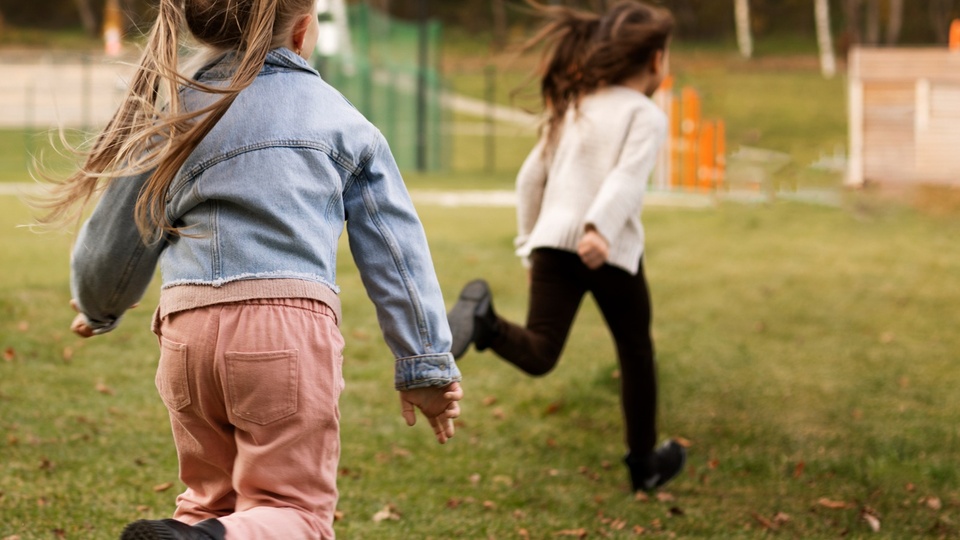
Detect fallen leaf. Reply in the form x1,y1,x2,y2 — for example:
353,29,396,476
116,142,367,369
752,512,776,531
544,401,563,415
879,331,894,344
897,376,910,389
633,491,649,502
905,483,916,492
446,498,462,509
673,436,693,448
62,347,74,362
493,475,514,487
152,482,174,492
39,457,54,471
372,504,401,522
600,460,612,469
53,529,66,539
518,528,530,539
817,497,850,509
793,461,805,478
707,458,719,470
921,496,942,510
333,510,344,521
482,500,497,510
609,518,627,530
17,321,29,332
553,528,587,538
772,512,791,525
136,505,150,513
3,535,22,540
482,396,497,406
469,473,481,485
492,407,505,419
632,525,645,534
655,492,675,502
860,508,881,532
668,506,685,516
3,347,15,362
95,382,115,396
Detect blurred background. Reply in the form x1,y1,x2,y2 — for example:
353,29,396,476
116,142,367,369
1,0,959,198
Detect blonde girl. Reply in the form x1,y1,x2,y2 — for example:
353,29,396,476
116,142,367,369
38,0,463,538
447,0,683,493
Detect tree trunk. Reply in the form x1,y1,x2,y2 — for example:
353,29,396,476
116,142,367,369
929,0,955,43
491,0,507,51
734,0,753,58
885,0,904,45
864,0,880,45
815,0,837,78
73,0,98,36
843,0,862,48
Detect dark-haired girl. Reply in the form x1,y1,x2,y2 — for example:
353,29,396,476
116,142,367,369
448,0,684,493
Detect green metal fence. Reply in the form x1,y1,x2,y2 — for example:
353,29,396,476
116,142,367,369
318,4,445,172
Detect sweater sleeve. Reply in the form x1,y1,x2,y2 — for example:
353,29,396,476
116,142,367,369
583,106,667,243
514,137,549,250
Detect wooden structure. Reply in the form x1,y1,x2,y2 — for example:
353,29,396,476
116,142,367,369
847,47,960,186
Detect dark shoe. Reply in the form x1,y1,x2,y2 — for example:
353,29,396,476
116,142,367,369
624,439,687,492
120,518,225,540
447,279,499,359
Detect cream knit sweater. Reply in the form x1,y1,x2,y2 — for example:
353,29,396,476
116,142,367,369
514,85,667,275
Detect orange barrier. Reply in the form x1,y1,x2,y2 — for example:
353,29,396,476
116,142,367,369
103,0,123,56
951,19,960,52
655,81,725,192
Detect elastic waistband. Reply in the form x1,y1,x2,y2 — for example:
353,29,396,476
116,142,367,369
157,279,342,325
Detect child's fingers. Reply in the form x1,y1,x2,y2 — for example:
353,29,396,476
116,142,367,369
400,397,417,427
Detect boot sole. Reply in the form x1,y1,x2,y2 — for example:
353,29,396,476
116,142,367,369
121,521,176,540
447,279,490,359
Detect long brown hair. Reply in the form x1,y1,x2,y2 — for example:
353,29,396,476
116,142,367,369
35,0,314,240
520,0,674,147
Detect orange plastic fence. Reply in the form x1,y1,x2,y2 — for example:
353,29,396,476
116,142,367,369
951,19,960,52
657,78,725,192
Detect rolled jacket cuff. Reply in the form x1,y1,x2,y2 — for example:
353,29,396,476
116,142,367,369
394,353,461,391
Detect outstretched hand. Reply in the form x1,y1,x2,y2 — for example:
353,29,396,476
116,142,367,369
399,381,463,444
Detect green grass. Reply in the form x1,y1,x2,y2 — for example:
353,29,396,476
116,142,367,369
2,189,959,538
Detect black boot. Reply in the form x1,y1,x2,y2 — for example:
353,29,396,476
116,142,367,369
624,440,686,492
447,279,500,359
120,518,225,540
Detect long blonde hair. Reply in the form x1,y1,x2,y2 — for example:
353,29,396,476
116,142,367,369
35,0,314,240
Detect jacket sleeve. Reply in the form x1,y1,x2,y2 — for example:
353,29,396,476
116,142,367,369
343,134,461,391
514,137,549,251
583,107,667,243
70,170,165,334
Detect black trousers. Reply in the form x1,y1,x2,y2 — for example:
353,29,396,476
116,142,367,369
491,248,657,454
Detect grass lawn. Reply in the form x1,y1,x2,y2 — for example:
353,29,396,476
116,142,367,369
1,188,959,538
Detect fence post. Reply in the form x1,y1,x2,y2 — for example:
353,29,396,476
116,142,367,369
698,120,715,192
680,87,700,190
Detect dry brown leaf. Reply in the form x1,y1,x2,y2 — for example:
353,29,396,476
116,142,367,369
632,525,645,534
633,491,649,502
3,347,15,362
707,458,719,470
482,395,497,406
38,457,54,471
136,505,150,513
95,382,115,395
817,497,850,509
921,496,942,510
553,529,587,538
482,500,497,510
469,473,481,485
3,535,23,540
752,512,776,531
905,482,916,492
544,401,563,415
446,498,462,509
333,510,344,521
673,436,693,448
518,528,530,539
17,321,29,332
668,506,685,516
492,407,505,419
62,347,74,362
53,529,66,539
772,512,791,525
793,460,806,478
655,492,675,502
609,518,627,530
152,482,174,492
371,504,401,522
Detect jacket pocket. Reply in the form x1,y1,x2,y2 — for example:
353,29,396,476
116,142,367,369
155,336,191,411
224,349,299,425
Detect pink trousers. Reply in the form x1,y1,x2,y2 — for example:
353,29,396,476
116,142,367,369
153,298,344,539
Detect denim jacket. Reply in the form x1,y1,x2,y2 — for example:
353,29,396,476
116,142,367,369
71,48,460,391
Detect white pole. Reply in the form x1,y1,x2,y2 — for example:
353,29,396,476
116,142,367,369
734,0,753,59
814,0,837,78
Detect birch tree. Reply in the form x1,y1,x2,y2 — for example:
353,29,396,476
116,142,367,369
734,0,753,58
814,0,837,78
